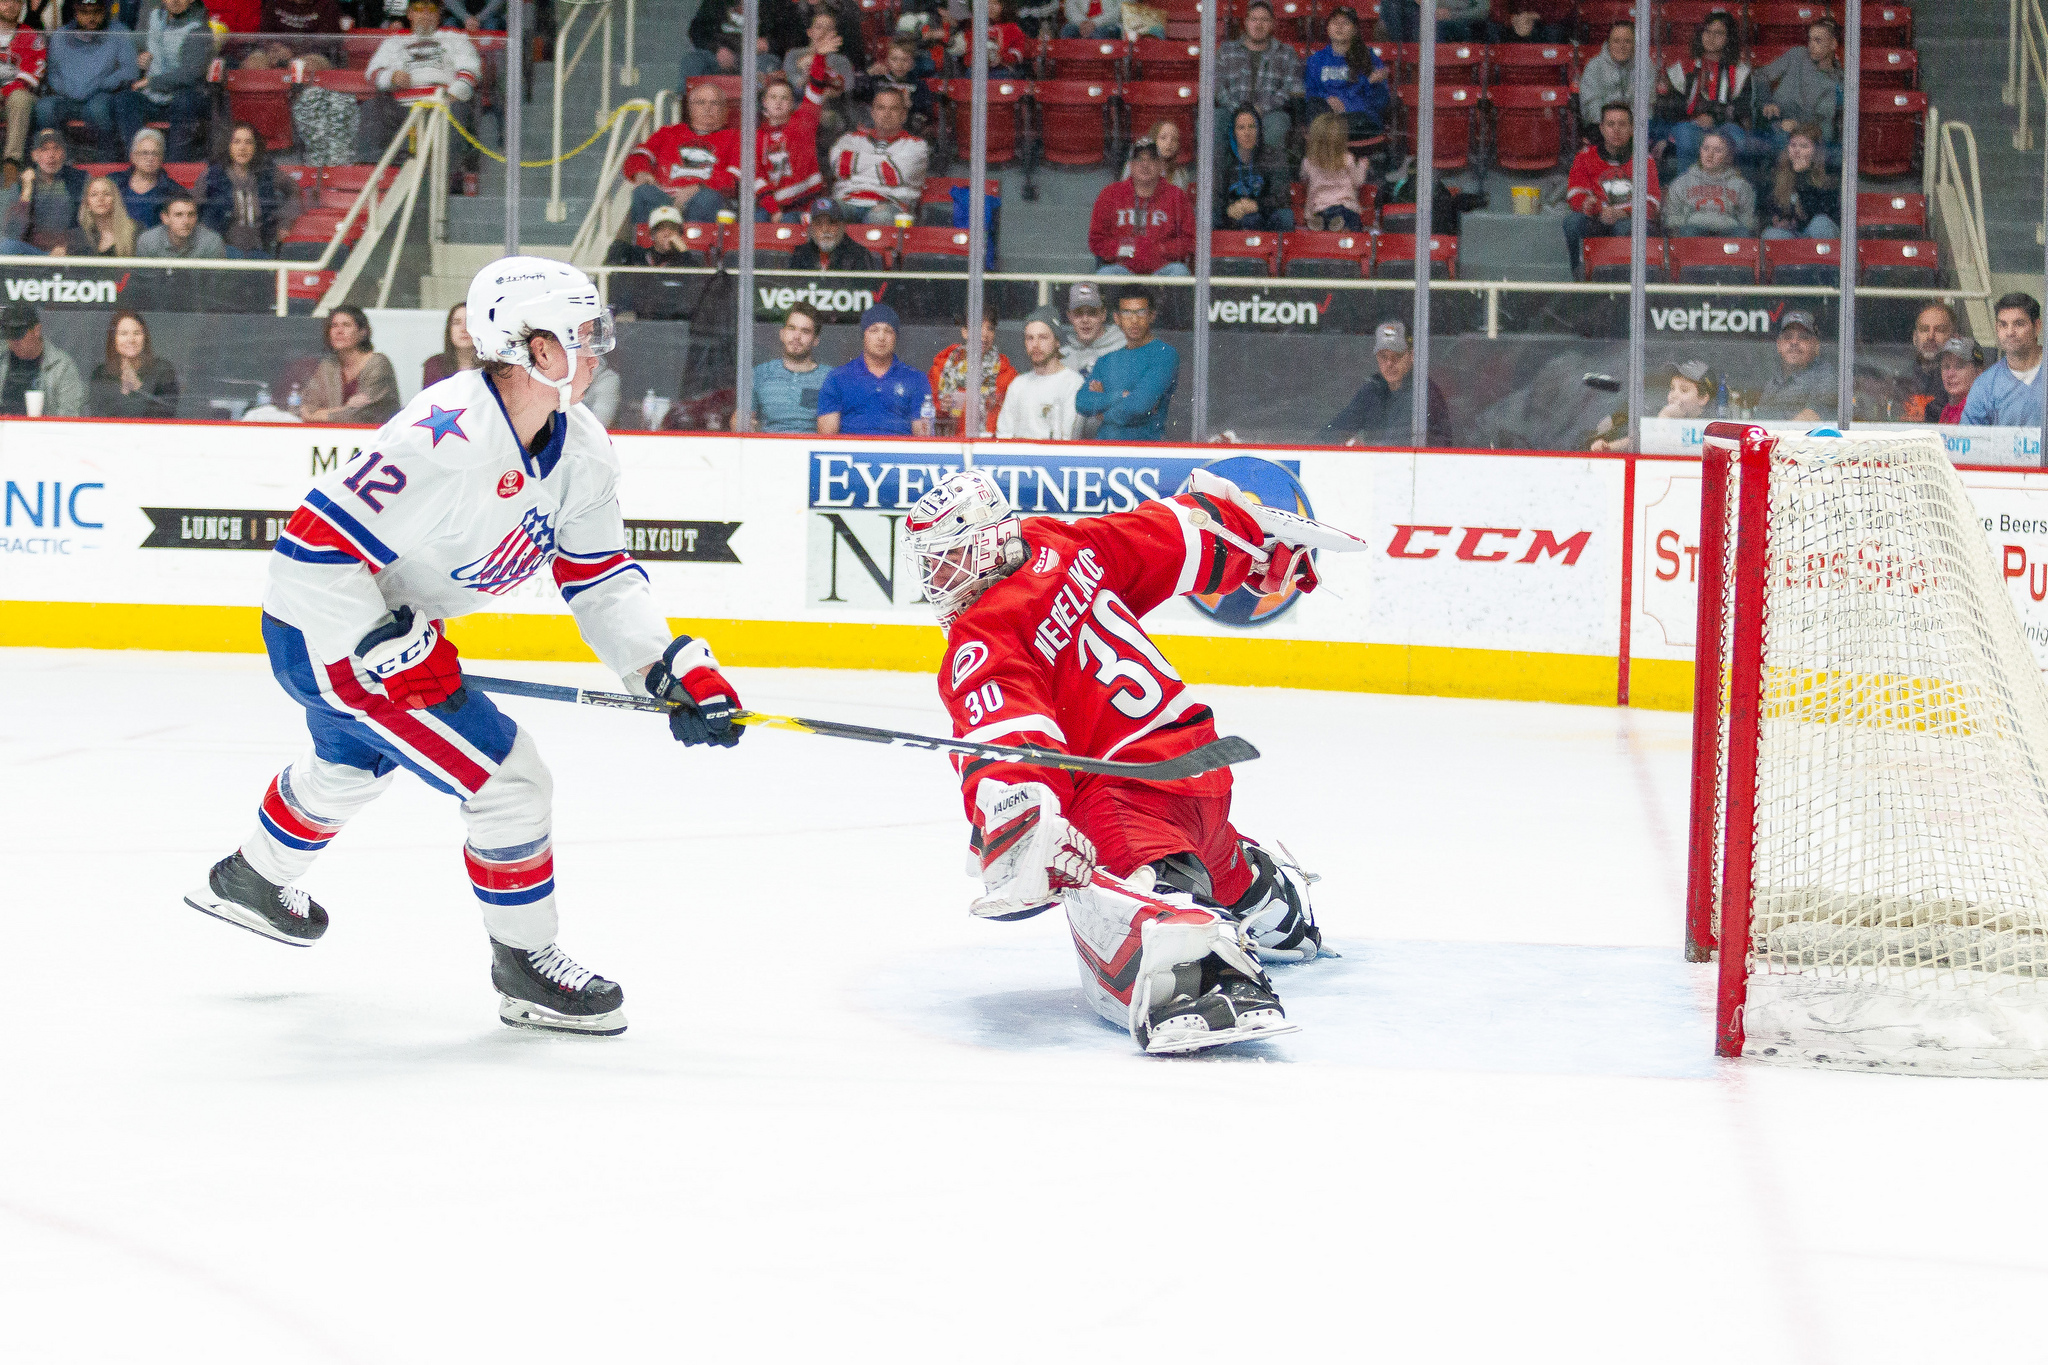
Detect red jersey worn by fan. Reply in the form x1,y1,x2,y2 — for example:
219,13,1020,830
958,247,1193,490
752,57,830,214
621,123,742,199
0,27,44,101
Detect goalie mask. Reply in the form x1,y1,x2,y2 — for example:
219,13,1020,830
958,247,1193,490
905,469,1027,629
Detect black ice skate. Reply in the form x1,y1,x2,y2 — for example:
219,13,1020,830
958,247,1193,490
183,852,330,946
491,940,626,1036
1136,956,1299,1056
1231,842,1326,964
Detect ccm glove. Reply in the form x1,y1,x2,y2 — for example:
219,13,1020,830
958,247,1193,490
646,634,744,747
355,606,464,709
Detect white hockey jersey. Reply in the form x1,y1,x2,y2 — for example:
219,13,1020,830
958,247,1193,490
367,28,482,103
266,368,671,685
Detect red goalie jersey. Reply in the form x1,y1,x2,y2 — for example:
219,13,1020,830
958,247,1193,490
936,491,1267,870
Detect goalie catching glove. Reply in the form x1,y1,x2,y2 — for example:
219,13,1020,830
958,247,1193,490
969,781,1099,917
355,606,464,710
646,635,744,747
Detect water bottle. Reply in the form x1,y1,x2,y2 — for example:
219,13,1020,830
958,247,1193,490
1715,377,1729,417
641,388,661,429
285,381,300,412
918,394,935,434
255,383,272,408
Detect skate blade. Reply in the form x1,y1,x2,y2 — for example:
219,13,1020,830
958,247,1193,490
1144,1018,1301,1055
497,993,627,1037
183,888,319,947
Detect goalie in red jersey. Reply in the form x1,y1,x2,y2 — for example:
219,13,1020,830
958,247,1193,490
905,467,1328,1055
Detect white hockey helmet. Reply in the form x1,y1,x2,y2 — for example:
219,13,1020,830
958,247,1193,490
905,468,1026,629
466,256,616,412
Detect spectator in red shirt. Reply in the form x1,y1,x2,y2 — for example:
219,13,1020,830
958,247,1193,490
1563,101,1661,280
752,67,828,221
0,0,43,184
1088,136,1193,276
621,81,742,225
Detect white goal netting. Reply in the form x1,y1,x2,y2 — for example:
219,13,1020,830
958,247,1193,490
1728,431,2048,1074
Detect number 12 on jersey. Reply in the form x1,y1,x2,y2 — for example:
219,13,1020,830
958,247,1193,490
342,452,408,512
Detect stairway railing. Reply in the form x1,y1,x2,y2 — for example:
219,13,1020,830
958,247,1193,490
1927,111,1996,340
566,96,657,268
312,101,442,316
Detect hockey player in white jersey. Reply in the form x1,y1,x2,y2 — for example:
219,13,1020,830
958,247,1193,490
184,258,744,1036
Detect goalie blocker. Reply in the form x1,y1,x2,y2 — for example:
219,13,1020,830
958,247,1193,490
908,467,1347,1053
1689,422,2048,1075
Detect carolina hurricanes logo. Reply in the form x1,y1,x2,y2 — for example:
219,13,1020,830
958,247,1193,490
950,640,990,689
451,507,557,594
498,470,524,498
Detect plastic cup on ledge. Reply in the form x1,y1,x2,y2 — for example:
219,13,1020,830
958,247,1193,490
24,389,43,417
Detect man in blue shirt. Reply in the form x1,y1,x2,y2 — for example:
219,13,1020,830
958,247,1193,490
1074,288,1178,442
817,303,935,437
742,302,827,433
1963,293,2046,428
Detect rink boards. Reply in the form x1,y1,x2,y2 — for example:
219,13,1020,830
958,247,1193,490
7,417,2048,710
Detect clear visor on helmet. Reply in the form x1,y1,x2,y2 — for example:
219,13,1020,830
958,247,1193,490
569,310,616,356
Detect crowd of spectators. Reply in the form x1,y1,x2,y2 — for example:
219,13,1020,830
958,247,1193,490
736,282,1180,442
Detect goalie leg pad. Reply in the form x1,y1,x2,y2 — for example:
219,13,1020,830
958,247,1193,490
1062,876,1298,1053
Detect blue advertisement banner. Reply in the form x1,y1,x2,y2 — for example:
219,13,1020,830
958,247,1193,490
807,450,1299,514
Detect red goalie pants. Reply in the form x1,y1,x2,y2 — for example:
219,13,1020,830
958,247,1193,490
1065,769,1256,907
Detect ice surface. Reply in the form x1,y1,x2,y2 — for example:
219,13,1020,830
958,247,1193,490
8,648,2048,1363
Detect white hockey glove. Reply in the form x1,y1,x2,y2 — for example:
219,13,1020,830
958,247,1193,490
968,780,1099,918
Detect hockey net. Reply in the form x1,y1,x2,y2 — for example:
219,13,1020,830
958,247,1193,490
1684,422,2048,1074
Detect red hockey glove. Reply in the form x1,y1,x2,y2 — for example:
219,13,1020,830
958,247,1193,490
646,634,744,748
354,607,465,709
1254,543,1320,597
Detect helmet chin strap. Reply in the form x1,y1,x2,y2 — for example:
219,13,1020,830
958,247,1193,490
519,332,579,413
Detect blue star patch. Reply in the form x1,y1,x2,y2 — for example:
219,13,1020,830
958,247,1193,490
413,405,468,447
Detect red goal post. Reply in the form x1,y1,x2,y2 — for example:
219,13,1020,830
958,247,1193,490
1683,421,2048,1074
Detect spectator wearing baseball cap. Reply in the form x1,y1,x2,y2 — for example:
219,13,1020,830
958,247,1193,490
1936,336,1985,425
790,198,878,271
1088,136,1194,276
0,300,85,417
1059,280,1126,376
35,0,134,164
816,302,935,436
604,205,698,321
1658,359,1719,418
1755,308,1836,421
1318,319,1451,447
2,129,88,254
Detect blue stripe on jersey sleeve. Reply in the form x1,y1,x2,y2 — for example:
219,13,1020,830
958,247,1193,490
304,489,400,566
272,538,362,566
558,562,647,602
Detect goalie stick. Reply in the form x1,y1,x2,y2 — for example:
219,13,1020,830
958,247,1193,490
462,673,1261,780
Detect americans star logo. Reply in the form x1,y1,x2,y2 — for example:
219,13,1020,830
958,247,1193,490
413,404,468,446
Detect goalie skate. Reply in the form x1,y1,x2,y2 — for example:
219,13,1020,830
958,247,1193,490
491,940,627,1036
183,852,329,946
1123,901,1300,1055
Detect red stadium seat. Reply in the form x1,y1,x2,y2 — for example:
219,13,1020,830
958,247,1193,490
1394,84,1478,170
1432,42,1484,86
1861,4,1913,46
1488,42,1573,87
223,68,294,152
276,163,318,193
1856,190,1926,238
342,29,394,69
1861,47,1917,90
1751,3,1831,48
678,221,727,264
941,79,1026,164
1859,89,1927,179
163,161,204,188
1372,231,1457,279
321,164,402,195
1488,85,1571,172
1670,236,1761,284
1033,79,1114,165
1857,238,1939,287
1209,228,1280,276
898,225,972,271
1762,236,1841,285
1131,38,1203,81
1577,1,1639,42
1042,38,1125,81
1655,0,1732,48
1279,229,1371,277
284,268,336,303
917,176,1001,225
310,68,376,97
857,0,895,55
1369,41,1415,82
1121,80,1199,164
752,221,803,267
848,222,900,266
1582,235,1668,283
1270,0,1314,43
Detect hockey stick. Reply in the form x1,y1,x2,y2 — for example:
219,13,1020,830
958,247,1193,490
462,673,1261,780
